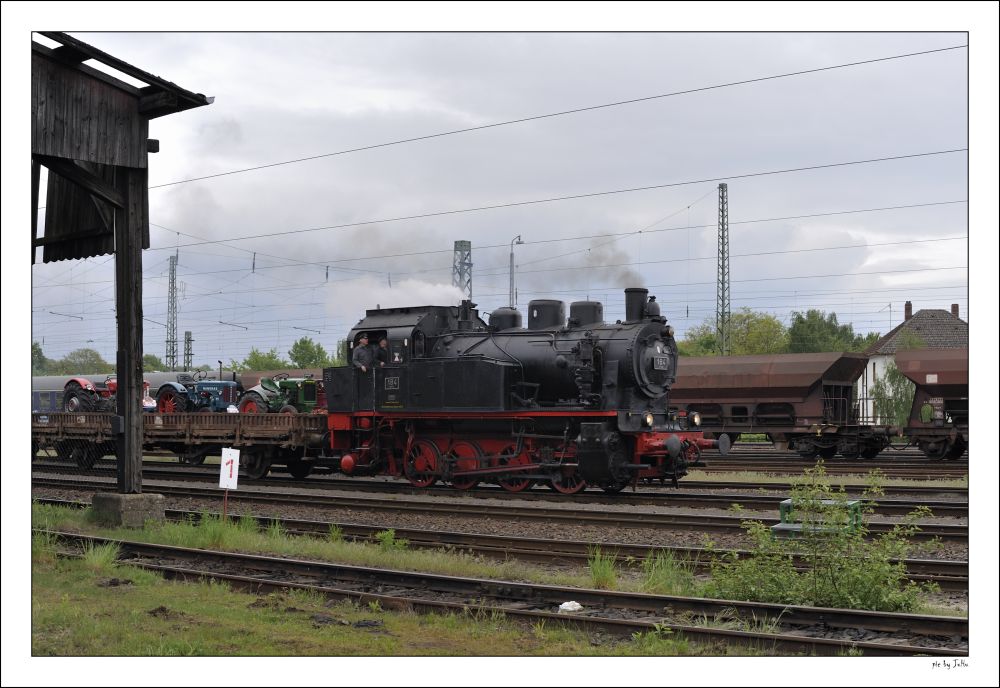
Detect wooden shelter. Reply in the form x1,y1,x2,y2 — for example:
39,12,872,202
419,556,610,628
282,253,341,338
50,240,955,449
31,31,212,492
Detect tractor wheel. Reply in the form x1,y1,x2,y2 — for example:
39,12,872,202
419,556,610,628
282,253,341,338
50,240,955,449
157,388,188,413
63,382,95,412
238,392,268,414
278,404,298,414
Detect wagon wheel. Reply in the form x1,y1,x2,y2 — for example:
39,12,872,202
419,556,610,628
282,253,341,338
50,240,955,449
817,445,838,460
404,439,440,488
181,446,211,465
860,446,883,460
493,445,535,493
547,465,587,495
278,404,298,414
796,442,819,460
446,440,482,490
945,437,967,461
919,440,949,461
157,388,187,413
238,392,267,414
838,444,861,460
70,444,98,470
241,450,271,480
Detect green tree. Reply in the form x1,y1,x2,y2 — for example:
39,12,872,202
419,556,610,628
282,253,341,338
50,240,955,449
287,337,330,368
678,309,788,356
32,341,51,375
230,347,289,372
678,322,717,357
729,308,788,355
53,348,114,374
143,353,166,371
871,362,916,428
788,310,862,353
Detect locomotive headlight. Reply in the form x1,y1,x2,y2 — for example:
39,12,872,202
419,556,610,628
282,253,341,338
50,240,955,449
644,412,655,427
691,411,702,427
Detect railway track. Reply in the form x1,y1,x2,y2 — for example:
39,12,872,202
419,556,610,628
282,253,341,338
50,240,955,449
34,498,970,591
31,475,969,542
30,462,969,518
43,530,967,656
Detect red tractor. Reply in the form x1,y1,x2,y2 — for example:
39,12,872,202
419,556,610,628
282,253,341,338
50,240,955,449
62,375,156,413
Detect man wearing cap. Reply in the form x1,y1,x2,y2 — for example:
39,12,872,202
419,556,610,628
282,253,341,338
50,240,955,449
352,333,374,373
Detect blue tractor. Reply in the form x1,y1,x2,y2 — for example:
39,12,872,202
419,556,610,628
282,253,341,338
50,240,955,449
154,371,240,413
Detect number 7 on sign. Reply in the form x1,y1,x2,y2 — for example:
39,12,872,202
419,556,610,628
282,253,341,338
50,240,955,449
220,448,240,489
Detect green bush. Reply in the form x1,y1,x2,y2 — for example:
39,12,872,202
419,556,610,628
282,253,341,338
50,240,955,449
702,463,934,612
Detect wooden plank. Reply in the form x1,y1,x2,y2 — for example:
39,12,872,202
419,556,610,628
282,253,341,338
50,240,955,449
34,155,124,208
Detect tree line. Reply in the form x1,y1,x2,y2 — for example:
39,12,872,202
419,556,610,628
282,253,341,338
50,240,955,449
32,336,347,376
678,308,881,357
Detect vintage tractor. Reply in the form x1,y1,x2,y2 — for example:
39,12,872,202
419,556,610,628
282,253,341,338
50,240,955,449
155,371,240,413
62,375,156,413
237,373,323,414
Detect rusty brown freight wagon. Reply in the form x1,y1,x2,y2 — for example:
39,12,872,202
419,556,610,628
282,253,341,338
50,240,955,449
670,352,891,459
896,348,968,460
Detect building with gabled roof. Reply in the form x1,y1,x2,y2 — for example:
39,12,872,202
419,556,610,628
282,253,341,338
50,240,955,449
860,301,968,422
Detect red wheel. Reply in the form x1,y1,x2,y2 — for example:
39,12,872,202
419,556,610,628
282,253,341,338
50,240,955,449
548,467,586,495
157,388,186,413
493,445,535,493
405,439,440,488
238,392,267,414
447,441,482,490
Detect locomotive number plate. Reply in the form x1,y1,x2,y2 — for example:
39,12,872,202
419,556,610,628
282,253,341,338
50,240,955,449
653,357,670,370
385,377,400,390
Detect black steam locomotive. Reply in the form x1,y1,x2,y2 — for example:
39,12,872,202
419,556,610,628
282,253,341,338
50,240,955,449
322,287,716,493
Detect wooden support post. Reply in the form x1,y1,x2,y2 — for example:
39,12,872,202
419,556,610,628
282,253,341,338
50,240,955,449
114,167,145,494
31,160,40,263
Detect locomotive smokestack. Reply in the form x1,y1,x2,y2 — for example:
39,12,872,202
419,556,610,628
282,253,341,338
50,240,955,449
625,288,648,322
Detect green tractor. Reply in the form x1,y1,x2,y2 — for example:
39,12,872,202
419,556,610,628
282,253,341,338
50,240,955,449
237,373,324,414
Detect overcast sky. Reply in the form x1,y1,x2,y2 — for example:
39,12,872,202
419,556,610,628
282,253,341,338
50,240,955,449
4,4,999,685
8,13,992,366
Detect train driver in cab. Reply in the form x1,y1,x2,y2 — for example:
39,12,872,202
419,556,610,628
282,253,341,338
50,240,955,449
352,333,374,373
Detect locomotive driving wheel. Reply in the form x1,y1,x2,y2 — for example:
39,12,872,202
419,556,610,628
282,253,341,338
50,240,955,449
446,441,482,490
548,465,586,494
493,445,535,493
405,439,440,488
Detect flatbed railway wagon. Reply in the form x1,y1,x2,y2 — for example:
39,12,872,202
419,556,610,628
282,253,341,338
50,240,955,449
31,411,325,477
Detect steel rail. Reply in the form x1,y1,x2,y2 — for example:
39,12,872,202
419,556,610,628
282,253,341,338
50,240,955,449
32,476,968,542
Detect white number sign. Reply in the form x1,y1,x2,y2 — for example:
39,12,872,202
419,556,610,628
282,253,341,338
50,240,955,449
219,447,240,489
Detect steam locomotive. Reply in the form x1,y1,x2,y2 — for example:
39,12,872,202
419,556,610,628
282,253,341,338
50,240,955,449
320,287,721,492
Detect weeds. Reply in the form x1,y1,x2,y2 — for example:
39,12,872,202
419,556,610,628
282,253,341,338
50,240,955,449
587,546,618,590
702,462,935,612
81,541,120,573
639,550,698,596
374,529,408,552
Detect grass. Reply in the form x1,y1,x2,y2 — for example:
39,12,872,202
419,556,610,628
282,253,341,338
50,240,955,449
685,469,968,490
587,546,618,590
30,531,718,656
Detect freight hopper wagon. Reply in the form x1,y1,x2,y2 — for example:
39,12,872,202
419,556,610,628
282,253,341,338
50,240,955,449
896,348,968,460
670,352,891,459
